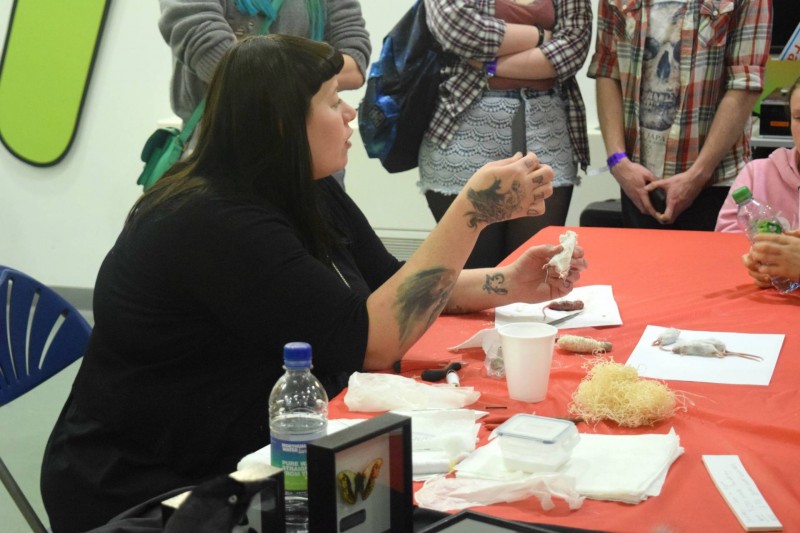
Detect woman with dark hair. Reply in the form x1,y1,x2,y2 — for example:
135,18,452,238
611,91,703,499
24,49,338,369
41,35,585,532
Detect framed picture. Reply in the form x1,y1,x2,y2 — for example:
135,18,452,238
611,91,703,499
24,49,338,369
418,509,555,532
308,412,412,532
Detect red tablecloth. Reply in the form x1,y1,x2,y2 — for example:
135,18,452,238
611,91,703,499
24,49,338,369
330,226,800,532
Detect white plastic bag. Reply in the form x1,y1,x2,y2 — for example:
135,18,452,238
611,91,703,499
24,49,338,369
343,372,480,411
415,473,584,512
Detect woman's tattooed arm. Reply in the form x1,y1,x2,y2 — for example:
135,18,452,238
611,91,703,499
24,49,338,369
393,267,457,345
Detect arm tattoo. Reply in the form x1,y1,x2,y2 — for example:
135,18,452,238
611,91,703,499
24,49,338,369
464,177,522,228
393,267,457,345
483,273,508,295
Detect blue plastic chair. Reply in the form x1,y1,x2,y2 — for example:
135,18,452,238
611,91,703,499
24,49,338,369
0,266,92,533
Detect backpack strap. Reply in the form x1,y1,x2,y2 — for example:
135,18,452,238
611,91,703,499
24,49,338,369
179,99,205,143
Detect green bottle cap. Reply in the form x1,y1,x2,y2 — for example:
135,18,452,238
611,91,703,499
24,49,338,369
732,186,752,205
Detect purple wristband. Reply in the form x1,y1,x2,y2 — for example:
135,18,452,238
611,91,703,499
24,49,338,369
606,151,628,169
485,58,498,77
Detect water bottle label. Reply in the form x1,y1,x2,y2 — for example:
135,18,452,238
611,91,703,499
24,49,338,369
755,220,782,234
271,436,311,491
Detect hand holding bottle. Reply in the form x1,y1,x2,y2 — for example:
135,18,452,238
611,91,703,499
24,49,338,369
747,229,800,287
733,186,799,294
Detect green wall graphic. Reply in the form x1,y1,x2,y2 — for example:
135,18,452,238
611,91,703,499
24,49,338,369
0,0,111,166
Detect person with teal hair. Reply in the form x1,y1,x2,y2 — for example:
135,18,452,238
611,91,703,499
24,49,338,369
158,0,370,188
159,0,370,123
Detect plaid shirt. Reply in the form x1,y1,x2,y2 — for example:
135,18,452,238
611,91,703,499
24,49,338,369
424,0,593,169
588,0,772,183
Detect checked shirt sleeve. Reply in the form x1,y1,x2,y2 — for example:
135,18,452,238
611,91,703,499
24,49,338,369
724,0,770,92
424,0,505,62
587,0,620,80
540,0,593,81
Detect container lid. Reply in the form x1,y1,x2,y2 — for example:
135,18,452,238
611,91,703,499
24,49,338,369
494,414,578,446
283,342,312,368
732,186,752,205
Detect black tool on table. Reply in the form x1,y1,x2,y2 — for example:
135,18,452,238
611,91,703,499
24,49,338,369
421,362,462,382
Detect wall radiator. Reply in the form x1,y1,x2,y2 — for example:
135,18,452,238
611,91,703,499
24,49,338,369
375,229,428,261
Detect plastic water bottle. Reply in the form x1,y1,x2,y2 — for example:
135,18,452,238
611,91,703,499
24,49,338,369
733,186,800,294
269,342,328,532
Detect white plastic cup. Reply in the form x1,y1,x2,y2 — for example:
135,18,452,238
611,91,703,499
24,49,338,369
498,322,557,402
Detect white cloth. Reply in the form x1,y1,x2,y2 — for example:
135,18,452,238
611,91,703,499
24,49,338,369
343,372,480,411
562,429,684,503
450,429,683,505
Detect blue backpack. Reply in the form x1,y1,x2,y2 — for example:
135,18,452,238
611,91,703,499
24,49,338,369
358,0,446,173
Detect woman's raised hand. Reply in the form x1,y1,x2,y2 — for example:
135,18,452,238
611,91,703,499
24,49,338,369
457,152,554,229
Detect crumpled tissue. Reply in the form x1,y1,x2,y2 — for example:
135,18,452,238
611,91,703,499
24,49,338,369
344,372,480,411
415,473,584,512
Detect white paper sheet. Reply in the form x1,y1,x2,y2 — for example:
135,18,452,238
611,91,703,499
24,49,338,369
494,285,623,329
626,325,784,385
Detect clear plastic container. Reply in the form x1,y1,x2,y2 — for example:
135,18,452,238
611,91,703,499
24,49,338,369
493,414,579,473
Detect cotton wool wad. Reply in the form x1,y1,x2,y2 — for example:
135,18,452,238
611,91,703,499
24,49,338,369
358,0,447,173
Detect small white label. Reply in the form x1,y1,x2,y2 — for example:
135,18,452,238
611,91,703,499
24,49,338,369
702,455,782,531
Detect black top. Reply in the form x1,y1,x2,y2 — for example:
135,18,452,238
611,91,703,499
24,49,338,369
42,178,401,532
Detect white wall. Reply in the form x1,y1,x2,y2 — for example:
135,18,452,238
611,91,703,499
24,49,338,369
0,0,617,291
0,1,174,288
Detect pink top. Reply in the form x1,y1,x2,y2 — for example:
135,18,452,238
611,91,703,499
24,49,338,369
490,0,556,91
715,147,800,232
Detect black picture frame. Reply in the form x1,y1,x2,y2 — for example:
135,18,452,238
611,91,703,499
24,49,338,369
307,412,412,532
418,509,558,532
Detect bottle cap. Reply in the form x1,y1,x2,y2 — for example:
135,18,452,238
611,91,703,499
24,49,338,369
283,342,312,369
732,186,752,205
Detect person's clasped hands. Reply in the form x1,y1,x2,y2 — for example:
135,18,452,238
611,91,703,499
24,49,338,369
643,169,707,225
612,156,706,225
742,229,800,288
610,157,661,218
